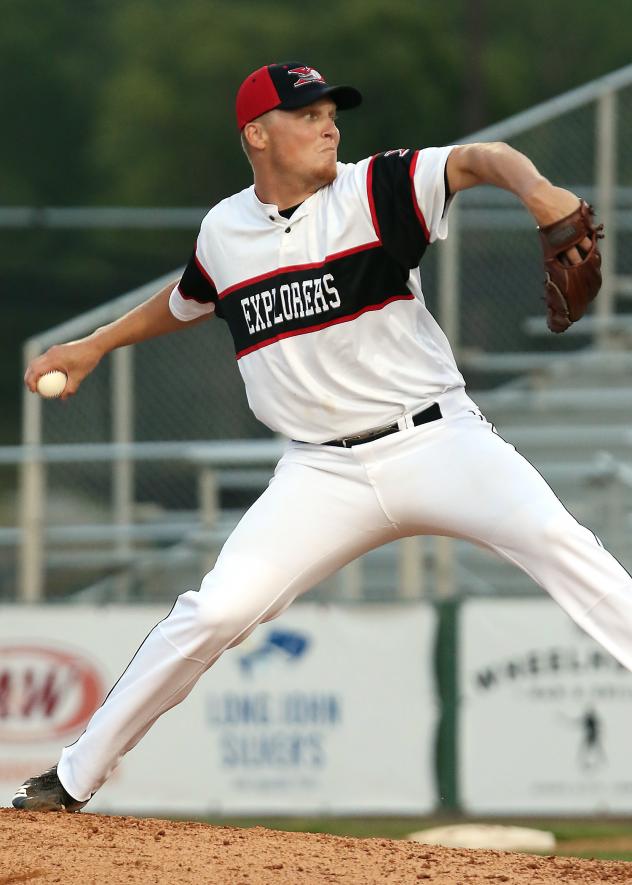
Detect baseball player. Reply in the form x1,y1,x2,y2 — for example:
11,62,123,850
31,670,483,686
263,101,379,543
13,62,629,812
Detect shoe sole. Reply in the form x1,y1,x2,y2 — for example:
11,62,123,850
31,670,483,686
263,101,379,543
12,788,86,811
12,795,66,811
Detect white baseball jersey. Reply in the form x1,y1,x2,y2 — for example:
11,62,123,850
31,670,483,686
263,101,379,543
169,145,465,442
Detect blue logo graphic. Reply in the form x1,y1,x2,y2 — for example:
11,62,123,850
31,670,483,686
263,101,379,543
239,629,310,677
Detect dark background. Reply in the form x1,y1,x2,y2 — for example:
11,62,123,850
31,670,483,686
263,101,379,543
2,0,631,443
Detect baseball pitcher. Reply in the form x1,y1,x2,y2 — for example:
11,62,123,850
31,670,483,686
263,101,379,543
13,62,621,812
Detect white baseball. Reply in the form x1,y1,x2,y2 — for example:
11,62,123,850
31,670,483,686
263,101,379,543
36,370,67,399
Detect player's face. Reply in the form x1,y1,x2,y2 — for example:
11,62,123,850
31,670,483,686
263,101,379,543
265,98,340,190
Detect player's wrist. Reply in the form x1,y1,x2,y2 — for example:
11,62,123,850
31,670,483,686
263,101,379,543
87,325,118,359
521,180,580,227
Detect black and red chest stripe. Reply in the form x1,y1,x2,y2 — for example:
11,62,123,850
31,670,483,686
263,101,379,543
221,243,417,358
178,150,430,358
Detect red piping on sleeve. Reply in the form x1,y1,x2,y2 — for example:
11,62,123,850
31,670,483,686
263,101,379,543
366,155,382,243
408,151,430,243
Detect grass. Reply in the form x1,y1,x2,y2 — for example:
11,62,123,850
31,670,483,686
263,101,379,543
189,815,632,862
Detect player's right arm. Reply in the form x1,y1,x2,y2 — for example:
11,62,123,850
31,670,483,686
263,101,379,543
445,142,591,261
24,278,213,399
25,228,220,398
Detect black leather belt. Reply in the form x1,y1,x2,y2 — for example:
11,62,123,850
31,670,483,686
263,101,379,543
322,402,443,448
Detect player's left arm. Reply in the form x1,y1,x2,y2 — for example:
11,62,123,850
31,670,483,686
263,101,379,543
446,142,591,259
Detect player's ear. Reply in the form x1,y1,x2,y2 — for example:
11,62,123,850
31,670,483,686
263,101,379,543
243,120,268,153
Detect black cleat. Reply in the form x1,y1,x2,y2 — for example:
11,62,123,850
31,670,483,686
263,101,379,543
12,765,87,812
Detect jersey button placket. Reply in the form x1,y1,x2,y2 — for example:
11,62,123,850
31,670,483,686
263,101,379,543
278,212,309,267
278,219,296,263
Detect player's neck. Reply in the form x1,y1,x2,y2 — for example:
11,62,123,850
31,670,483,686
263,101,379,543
253,170,329,212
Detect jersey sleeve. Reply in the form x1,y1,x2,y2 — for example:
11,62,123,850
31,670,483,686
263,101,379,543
169,239,218,322
412,145,456,243
368,145,456,269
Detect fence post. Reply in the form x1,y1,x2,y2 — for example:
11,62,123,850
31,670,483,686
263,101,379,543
18,339,45,603
199,466,219,573
438,202,461,356
435,536,456,598
595,89,617,347
112,346,134,594
399,536,425,599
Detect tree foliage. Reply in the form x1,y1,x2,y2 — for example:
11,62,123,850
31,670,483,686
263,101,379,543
5,0,631,206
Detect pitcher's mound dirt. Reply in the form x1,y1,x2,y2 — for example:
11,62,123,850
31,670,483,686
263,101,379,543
1,809,630,885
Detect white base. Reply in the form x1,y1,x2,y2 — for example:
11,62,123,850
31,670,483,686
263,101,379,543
407,824,556,852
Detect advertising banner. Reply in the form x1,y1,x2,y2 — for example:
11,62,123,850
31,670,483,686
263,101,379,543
0,606,157,810
460,598,632,814
0,602,437,814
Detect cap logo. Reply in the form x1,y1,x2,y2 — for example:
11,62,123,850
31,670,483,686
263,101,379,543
288,66,326,88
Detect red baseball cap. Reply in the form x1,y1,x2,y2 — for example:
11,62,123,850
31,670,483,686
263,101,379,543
236,61,362,130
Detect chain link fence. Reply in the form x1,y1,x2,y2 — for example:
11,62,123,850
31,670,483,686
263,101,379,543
7,65,632,604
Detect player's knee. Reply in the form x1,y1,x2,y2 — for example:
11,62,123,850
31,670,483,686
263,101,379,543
193,587,255,647
193,556,285,646
166,552,293,662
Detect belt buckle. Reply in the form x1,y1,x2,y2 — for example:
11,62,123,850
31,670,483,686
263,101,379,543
339,420,397,447
340,430,371,447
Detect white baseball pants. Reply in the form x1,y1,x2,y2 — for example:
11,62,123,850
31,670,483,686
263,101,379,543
58,387,632,802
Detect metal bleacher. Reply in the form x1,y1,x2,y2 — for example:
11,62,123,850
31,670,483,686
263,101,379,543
458,345,632,593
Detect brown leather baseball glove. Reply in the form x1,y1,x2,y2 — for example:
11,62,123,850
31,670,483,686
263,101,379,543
538,200,604,333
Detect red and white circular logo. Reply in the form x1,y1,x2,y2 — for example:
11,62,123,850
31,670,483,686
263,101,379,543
0,645,105,743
